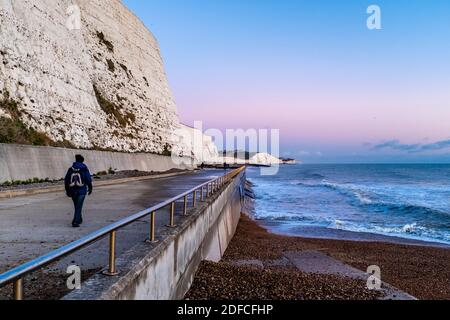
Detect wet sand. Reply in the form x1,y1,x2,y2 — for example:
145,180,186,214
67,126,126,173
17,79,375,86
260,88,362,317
186,214,450,300
260,220,450,248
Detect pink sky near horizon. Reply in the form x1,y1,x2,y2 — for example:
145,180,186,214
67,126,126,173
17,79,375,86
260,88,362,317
124,0,450,162
176,77,450,147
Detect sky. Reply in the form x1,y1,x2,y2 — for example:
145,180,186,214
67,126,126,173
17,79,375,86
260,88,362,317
123,0,450,163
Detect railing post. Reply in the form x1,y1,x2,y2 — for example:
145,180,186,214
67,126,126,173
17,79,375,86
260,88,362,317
146,211,158,243
183,195,188,215
201,186,205,201
168,202,176,228
193,190,197,208
13,278,23,300
103,231,119,276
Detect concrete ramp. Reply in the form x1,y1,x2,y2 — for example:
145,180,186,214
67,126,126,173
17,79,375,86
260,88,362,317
283,250,416,300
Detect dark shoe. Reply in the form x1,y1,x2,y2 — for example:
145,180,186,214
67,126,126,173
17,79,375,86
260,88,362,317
72,224,80,228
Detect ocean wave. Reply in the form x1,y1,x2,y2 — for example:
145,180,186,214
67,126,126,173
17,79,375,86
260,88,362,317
321,182,375,205
301,181,450,218
254,212,313,222
302,172,326,180
320,181,376,205
327,219,449,242
248,165,450,245
371,202,450,218
295,180,375,205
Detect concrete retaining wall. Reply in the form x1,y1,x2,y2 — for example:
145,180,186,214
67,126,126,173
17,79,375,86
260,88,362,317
64,169,246,300
0,144,195,183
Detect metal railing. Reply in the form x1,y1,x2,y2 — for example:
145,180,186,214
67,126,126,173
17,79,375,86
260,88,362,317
0,166,246,300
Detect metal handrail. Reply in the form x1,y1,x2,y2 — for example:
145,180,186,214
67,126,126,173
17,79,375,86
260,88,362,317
0,165,246,300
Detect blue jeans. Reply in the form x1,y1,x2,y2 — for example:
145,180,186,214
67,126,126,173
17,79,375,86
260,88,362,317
71,195,86,225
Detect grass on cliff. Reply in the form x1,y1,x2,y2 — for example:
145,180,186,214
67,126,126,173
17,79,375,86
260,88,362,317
106,59,115,73
0,96,75,148
96,31,114,52
162,144,172,157
93,85,135,128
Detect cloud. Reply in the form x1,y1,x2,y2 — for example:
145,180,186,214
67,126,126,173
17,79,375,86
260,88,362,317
371,139,450,153
297,150,323,157
421,140,450,151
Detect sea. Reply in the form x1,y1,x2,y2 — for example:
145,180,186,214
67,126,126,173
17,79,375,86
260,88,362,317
246,164,450,245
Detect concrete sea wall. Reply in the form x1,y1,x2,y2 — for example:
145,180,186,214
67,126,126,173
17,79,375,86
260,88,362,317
0,143,195,183
64,169,246,300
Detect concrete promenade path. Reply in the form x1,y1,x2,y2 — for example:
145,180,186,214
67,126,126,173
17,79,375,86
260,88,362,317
0,169,228,276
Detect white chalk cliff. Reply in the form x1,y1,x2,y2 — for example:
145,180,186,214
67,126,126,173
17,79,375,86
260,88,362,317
0,0,215,159
221,152,282,166
173,124,219,164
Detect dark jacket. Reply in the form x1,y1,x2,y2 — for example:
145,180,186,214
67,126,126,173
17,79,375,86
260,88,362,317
65,162,93,196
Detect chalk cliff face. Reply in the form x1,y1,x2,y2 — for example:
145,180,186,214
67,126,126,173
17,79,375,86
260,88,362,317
0,0,183,154
221,151,281,165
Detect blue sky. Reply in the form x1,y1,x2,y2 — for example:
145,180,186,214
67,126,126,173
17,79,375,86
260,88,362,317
123,0,450,163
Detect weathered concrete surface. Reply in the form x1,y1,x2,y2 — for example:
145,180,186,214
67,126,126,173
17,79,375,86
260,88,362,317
63,169,246,300
0,169,227,276
0,143,195,183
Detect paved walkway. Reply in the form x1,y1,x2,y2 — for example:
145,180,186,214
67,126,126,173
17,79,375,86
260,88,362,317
0,169,229,275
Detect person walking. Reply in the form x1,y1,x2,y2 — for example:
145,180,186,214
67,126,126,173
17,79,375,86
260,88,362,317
65,155,93,228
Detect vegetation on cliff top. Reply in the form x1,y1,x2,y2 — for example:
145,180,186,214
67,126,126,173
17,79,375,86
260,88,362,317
0,92,170,157
0,94,75,148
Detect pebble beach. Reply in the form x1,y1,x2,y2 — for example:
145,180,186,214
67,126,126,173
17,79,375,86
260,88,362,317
186,214,450,300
